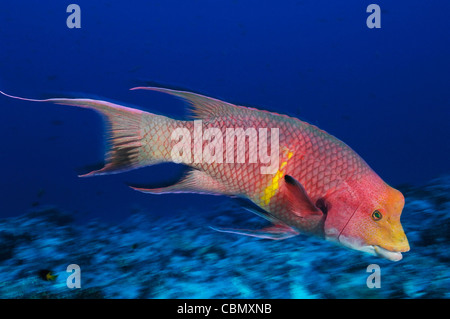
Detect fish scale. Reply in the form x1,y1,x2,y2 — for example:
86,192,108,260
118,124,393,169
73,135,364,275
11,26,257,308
145,109,369,233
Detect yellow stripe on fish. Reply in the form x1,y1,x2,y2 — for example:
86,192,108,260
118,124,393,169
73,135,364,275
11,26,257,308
261,149,294,206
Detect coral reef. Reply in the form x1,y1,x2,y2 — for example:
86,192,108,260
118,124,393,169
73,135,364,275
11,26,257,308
0,176,449,298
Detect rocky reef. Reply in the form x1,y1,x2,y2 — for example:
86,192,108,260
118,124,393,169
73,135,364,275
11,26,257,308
0,176,449,298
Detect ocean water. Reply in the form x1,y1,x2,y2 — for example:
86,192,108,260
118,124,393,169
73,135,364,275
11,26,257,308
0,1,449,299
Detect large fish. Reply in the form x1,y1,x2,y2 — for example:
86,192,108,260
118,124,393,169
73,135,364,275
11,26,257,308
0,87,410,261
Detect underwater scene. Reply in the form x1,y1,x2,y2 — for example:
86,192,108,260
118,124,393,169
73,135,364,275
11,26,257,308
0,1,449,299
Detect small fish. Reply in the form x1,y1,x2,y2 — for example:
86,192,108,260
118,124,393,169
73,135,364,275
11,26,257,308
38,269,58,281
1,87,410,261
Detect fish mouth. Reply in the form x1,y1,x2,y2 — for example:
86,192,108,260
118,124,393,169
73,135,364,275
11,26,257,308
335,235,407,261
337,236,404,261
362,245,403,261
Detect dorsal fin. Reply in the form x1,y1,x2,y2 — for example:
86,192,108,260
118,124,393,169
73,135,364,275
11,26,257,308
130,86,249,119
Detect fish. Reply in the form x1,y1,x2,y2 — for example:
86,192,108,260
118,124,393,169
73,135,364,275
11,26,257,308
38,269,58,281
0,87,410,261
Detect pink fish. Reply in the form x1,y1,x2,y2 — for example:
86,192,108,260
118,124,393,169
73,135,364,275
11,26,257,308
0,87,410,261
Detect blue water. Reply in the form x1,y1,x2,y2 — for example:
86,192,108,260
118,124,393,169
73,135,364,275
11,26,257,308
0,1,449,299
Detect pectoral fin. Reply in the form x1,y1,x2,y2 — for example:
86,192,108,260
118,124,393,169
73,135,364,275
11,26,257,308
284,175,323,218
210,224,299,240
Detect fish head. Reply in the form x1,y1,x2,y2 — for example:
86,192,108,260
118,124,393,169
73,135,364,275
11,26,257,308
324,174,410,261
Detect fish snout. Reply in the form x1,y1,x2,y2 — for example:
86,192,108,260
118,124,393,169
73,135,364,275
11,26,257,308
371,217,410,261
381,223,410,253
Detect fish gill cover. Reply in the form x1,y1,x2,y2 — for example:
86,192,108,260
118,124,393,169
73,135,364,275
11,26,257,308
0,0,449,299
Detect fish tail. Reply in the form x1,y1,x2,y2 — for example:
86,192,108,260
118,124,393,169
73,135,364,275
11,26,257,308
0,91,177,176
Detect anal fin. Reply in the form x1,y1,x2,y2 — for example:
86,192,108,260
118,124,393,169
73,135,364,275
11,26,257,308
130,169,235,196
210,224,299,240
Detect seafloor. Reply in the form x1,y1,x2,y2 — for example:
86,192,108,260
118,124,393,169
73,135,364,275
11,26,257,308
0,175,449,299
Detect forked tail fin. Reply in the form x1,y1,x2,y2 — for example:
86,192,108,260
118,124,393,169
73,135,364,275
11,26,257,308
0,91,175,176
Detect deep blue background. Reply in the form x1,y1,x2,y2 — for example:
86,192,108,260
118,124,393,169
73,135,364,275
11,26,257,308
0,1,449,224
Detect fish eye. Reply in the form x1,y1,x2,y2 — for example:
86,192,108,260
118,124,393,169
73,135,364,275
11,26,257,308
372,210,382,221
